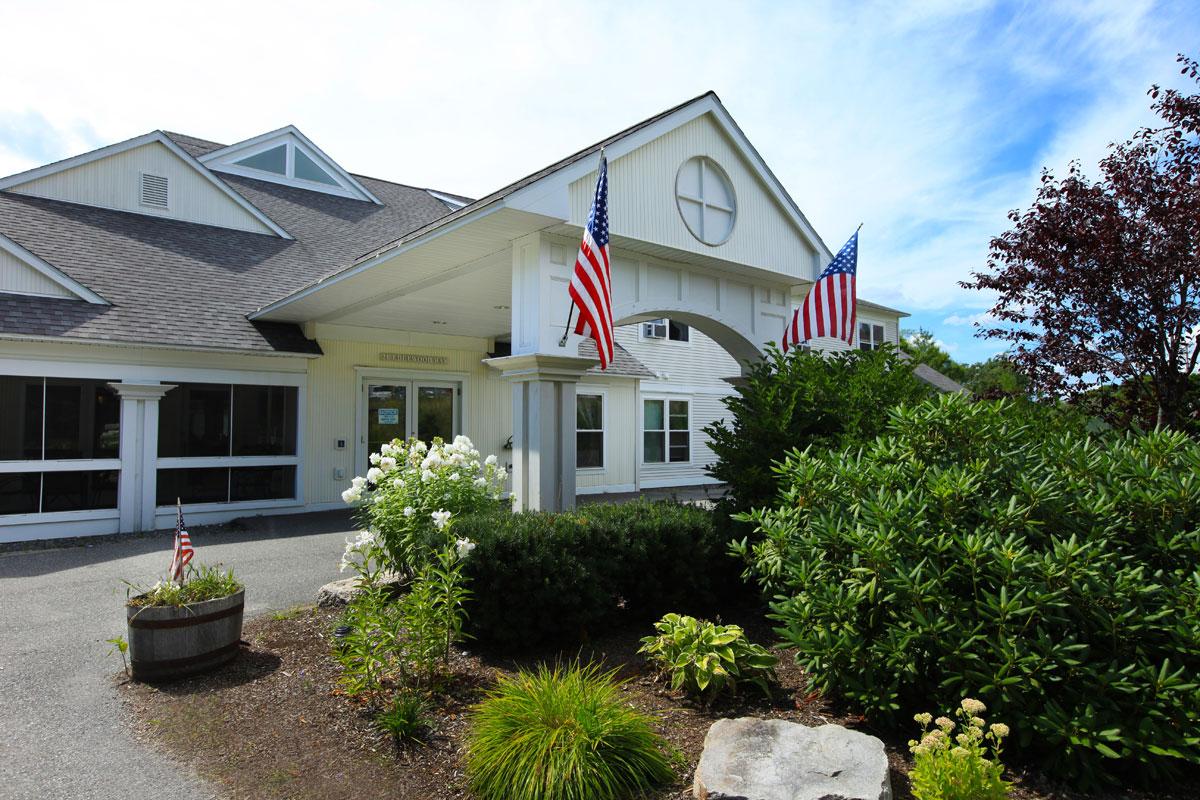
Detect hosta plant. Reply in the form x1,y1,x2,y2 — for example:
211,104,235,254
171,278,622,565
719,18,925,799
465,662,676,800
908,698,1011,800
638,612,777,700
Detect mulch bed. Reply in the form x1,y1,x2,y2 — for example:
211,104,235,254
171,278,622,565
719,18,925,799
118,606,1191,800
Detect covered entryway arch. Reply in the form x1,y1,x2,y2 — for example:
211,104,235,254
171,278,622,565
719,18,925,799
487,230,798,511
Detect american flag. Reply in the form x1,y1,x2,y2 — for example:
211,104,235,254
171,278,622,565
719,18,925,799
168,501,194,583
567,152,615,369
782,230,859,352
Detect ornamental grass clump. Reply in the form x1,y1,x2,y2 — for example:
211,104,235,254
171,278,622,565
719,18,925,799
908,698,1011,800
465,663,676,800
341,435,507,575
736,394,1200,787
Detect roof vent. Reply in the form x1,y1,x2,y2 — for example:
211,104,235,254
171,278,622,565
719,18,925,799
140,173,169,209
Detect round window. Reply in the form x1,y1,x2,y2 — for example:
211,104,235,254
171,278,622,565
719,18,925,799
675,156,736,245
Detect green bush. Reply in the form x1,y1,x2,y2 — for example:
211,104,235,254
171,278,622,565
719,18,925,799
375,692,430,743
909,699,1011,800
704,344,932,518
737,394,1200,787
453,499,740,648
465,663,675,800
638,612,777,700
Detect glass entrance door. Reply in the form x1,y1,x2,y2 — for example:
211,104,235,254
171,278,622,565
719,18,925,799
360,379,460,470
366,384,407,470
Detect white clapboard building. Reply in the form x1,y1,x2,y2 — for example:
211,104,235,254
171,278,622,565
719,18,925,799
0,92,912,542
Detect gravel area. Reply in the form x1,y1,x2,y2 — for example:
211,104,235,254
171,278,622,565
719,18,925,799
0,510,355,800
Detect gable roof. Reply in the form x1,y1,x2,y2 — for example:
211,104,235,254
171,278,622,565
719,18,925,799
0,232,108,304
198,125,383,205
0,155,459,354
0,131,292,239
252,91,835,319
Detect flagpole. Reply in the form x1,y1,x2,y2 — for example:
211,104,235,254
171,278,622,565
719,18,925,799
558,148,605,348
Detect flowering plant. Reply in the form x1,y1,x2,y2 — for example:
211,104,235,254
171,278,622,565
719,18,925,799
341,435,507,575
908,698,1011,800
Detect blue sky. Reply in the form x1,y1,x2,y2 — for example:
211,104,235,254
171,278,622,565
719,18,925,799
1,0,1197,364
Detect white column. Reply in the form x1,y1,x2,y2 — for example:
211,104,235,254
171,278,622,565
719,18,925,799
486,354,593,512
109,382,175,533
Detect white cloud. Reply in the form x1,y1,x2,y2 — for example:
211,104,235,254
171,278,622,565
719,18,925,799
0,0,1195,356
943,311,996,327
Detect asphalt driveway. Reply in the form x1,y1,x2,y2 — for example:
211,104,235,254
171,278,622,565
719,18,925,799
0,511,356,800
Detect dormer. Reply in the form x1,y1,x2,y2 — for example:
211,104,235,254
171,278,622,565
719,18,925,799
200,126,381,204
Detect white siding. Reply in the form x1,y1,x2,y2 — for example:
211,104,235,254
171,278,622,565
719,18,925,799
570,113,819,280
7,141,276,235
0,247,74,298
575,378,636,492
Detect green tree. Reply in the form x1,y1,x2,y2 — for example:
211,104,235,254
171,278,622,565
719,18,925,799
705,345,932,517
900,329,970,384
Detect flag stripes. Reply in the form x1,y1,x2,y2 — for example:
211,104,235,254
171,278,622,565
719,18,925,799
783,230,859,352
567,152,615,369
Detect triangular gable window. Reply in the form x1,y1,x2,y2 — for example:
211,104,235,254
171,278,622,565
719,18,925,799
293,147,338,185
235,144,286,175
201,128,380,203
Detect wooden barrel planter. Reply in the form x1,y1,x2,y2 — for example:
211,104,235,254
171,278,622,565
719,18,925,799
126,589,245,681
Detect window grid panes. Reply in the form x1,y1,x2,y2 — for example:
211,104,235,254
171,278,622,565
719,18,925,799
0,375,121,516
157,383,299,506
643,399,690,464
858,323,886,351
576,394,604,469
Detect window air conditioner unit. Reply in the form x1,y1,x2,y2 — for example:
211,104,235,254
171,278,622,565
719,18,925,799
643,319,667,339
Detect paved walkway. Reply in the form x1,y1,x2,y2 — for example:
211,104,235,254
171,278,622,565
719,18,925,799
0,511,355,800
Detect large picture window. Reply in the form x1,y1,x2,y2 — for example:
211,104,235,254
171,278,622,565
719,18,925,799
157,382,299,506
576,393,604,469
858,322,886,351
643,398,690,464
0,375,120,516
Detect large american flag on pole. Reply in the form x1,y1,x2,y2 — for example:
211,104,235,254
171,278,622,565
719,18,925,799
567,151,615,369
168,500,194,583
782,230,859,352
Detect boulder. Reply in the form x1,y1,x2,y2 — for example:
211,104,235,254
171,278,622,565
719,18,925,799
316,573,405,608
694,718,891,800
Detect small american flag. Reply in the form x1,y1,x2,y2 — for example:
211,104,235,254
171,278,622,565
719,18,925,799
782,230,859,352
567,151,615,369
168,500,194,583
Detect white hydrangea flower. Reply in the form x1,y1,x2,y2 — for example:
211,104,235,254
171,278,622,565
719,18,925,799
366,467,383,483
455,537,476,559
453,434,473,450
341,487,361,504
403,506,415,517
431,509,452,530
421,469,435,482
379,456,397,471
351,476,367,490
413,440,427,453
380,442,395,457
485,454,497,466
392,478,404,488
448,472,460,481
369,452,381,465
474,477,487,487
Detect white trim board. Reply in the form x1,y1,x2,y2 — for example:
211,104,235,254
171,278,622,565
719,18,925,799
0,233,109,304
0,131,292,239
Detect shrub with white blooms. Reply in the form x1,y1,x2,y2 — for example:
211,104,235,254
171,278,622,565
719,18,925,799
341,435,506,575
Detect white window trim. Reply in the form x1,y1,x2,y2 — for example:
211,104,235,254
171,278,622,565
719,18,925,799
640,395,692,466
857,320,886,351
675,156,737,246
576,389,606,472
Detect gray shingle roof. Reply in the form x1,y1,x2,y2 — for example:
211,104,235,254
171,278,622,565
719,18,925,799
0,143,461,354
579,339,655,379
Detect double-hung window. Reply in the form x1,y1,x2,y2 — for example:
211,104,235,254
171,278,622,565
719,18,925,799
576,393,604,469
858,322,886,351
156,383,299,506
643,398,690,463
0,376,120,515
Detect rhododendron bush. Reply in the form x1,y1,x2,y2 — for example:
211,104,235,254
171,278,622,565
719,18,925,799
342,435,507,574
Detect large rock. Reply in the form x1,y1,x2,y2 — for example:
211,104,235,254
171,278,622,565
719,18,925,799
316,573,405,608
694,718,891,800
